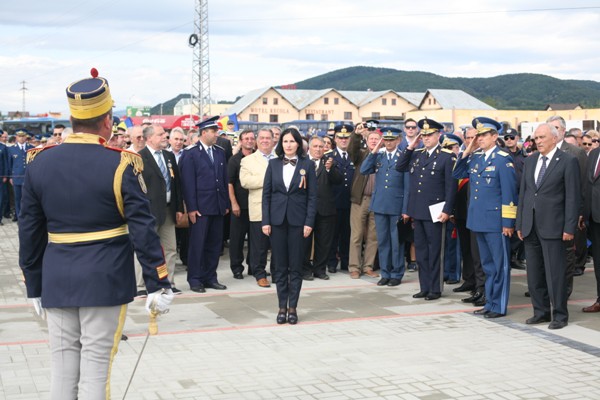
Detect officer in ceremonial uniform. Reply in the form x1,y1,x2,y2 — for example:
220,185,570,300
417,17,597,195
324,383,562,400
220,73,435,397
0,131,7,225
360,127,409,286
19,69,173,400
179,116,231,293
453,117,518,318
328,123,355,273
396,118,457,300
8,129,34,221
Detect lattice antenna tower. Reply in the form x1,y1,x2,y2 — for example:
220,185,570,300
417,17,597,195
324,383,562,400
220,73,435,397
190,0,211,118
20,81,28,112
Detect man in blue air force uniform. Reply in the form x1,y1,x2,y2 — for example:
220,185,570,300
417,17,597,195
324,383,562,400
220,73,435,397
8,129,34,220
360,127,409,286
453,117,518,318
19,69,173,399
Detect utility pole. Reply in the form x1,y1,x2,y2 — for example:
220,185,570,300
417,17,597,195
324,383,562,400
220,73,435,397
189,0,211,119
20,81,28,113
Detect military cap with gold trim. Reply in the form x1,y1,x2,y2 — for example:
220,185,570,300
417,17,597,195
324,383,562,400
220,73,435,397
365,119,379,131
334,123,354,138
66,68,113,120
15,129,30,137
417,118,444,135
472,116,501,135
439,133,463,148
381,127,402,140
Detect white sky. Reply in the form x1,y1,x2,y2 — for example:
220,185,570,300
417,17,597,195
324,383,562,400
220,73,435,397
0,0,599,115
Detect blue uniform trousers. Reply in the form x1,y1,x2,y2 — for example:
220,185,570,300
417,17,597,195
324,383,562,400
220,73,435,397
476,232,511,314
187,215,224,287
414,219,444,295
374,213,405,280
271,219,304,309
14,184,23,218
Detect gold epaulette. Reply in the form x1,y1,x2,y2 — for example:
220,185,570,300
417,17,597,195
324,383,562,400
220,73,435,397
502,202,517,219
497,150,509,157
113,149,144,219
26,144,58,164
441,148,454,154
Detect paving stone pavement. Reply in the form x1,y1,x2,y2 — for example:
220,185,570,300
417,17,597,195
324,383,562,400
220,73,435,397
1,219,600,400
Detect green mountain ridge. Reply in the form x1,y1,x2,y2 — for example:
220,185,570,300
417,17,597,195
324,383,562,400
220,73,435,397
292,66,600,110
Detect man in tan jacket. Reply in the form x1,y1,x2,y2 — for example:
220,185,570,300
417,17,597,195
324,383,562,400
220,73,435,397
240,127,277,287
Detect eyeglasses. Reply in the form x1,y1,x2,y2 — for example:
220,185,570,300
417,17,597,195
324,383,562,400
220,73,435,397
405,126,417,129
53,133,60,137
583,143,593,147
593,139,599,143
503,135,516,141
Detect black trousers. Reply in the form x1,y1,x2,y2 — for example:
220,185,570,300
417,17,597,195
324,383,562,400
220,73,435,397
328,208,350,271
271,220,304,309
589,221,600,302
229,208,251,276
524,217,569,323
175,227,189,265
455,218,485,290
304,214,336,277
414,219,444,295
248,222,271,280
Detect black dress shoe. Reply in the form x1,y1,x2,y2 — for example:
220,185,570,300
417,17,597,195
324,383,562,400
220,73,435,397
121,334,128,341
315,273,330,280
276,310,287,324
190,285,206,293
548,320,568,330
233,272,244,279
413,291,428,298
387,278,401,287
453,283,475,293
328,267,337,274
473,308,489,315
287,311,298,325
524,291,530,297
377,278,390,286
473,296,487,307
425,293,441,300
446,279,460,285
511,259,526,270
484,312,505,319
12,216,18,222
526,315,551,325
135,289,148,298
461,291,483,303
573,268,584,277
205,282,227,290
302,274,314,281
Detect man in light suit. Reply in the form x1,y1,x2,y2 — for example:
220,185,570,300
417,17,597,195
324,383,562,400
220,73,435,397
138,124,185,294
239,127,276,287
360,128,409,287
179,116,230,293
582,145,600,313
516,123,580,329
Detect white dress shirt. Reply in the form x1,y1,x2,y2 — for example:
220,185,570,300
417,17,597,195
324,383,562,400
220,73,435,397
534,146,558,183
283,156,297,191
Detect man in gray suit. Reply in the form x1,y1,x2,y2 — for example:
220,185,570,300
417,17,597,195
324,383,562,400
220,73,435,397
516,123,581,330
547,116,588,286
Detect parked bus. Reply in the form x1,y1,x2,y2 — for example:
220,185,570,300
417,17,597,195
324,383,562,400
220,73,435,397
0,117,71,137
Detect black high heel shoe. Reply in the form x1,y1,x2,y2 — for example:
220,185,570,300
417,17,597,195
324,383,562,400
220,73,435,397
287,309,298,325
276,309,287,324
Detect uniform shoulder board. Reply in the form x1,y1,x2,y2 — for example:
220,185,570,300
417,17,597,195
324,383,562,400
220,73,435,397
441,148,454,154
415,148,426,152
184,143,197,151
473,150,484,155
26,144,59,163
497,150,509,157
214,144,224,151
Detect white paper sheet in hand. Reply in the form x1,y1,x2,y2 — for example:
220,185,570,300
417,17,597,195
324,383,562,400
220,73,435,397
428,201,446,223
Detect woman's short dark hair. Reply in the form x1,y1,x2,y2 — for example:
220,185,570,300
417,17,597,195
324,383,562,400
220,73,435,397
275,127,306,158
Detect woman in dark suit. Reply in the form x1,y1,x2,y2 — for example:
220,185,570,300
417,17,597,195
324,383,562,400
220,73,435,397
262,128,317,324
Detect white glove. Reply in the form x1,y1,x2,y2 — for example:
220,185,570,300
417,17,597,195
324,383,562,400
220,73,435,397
145,289,174,315
31,297,46,320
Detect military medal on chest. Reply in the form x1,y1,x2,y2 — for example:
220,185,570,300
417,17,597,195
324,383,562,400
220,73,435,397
168,160,174,178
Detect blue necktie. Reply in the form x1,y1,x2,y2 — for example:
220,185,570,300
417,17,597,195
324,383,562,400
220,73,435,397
536,156,547,188
155,151,170,191
207,147,214,163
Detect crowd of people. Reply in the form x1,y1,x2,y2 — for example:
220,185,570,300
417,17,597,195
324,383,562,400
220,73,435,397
8,69,600,399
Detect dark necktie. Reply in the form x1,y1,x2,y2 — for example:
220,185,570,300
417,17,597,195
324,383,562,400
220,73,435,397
536,156,547,188
207,146,214,163
155,151,171,191
388,153,392,162
342,152,347,162
283,157,297,166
